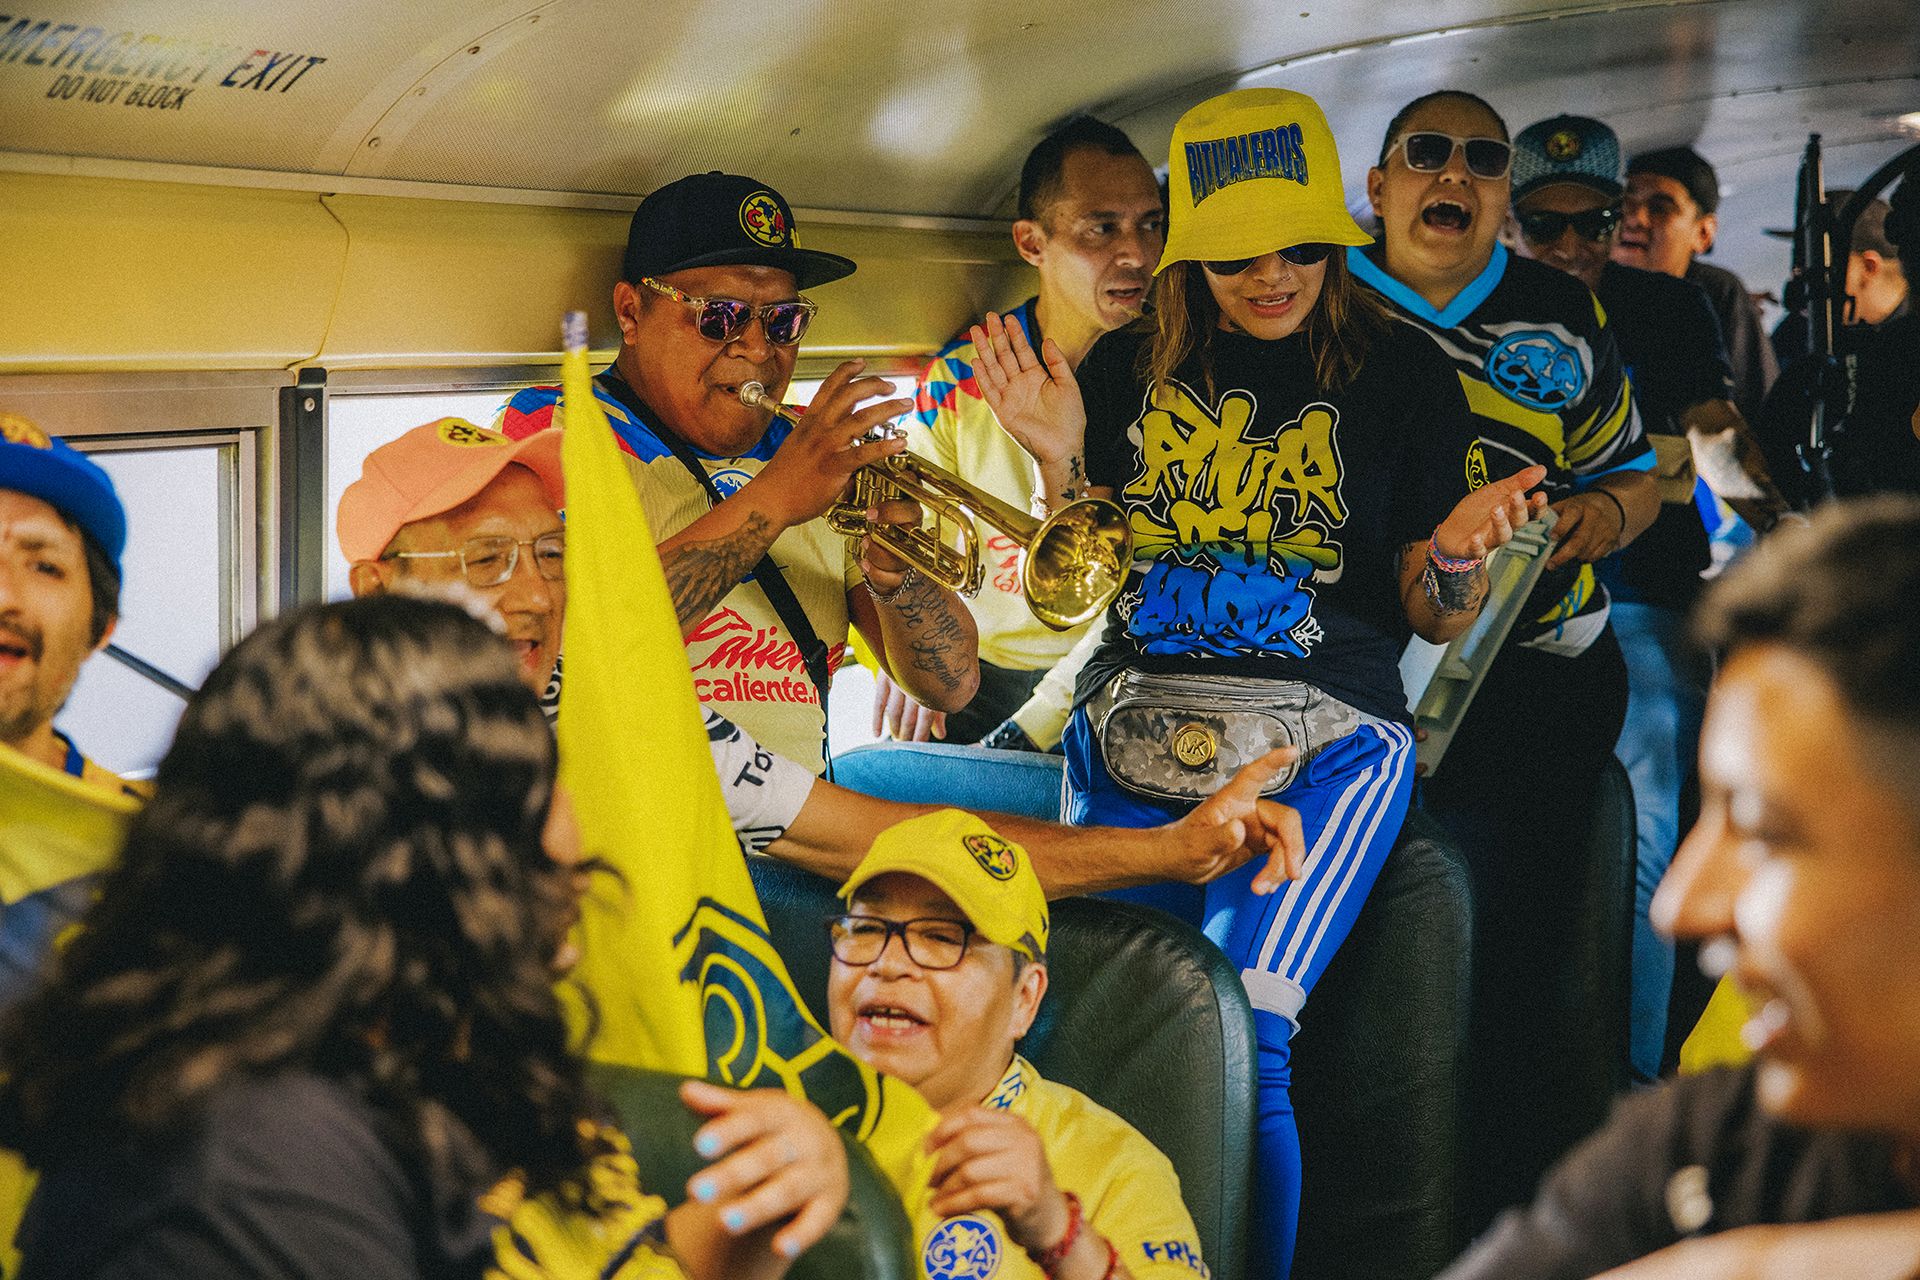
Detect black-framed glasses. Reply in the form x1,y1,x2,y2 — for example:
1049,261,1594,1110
1398,131,1514,180
826,914,976,970
385,531,565,587
1516,204,1623,244
1202,242,1336,276
639,276,818,346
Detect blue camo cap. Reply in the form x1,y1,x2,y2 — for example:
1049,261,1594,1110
0,412,127,578
1511,115,1623,205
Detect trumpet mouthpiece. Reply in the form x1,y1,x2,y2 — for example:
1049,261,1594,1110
738,381,769,408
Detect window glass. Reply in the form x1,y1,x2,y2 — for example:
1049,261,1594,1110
56,444,232,777
325,390,518,600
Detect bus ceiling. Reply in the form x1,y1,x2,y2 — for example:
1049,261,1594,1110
0,0,1916,373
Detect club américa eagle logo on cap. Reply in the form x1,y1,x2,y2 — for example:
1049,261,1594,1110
963,833,1019,882
436,419,508,448
739,191,790,247
1545,128,1583,162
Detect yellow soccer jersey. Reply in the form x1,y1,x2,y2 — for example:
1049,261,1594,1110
915,1055,1209,1280
908,301,1097,673
501,381,858,774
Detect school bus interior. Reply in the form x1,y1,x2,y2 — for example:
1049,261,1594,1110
1,2,1917,1274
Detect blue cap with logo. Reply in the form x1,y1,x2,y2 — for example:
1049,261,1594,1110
1511,115,1623,204
0,412,126,578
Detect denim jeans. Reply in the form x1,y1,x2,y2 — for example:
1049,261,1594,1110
829,741,1066,820
1610,602,1710,1083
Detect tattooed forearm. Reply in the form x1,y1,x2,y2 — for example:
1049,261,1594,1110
1061,453,1087,503
1421,562,1489,615
661,512,774,633
878,574,970,694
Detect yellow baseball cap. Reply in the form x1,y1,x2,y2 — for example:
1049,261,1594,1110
838,810,1049,963
1158,87,1371,274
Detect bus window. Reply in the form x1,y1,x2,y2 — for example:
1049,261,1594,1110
56,437,254,777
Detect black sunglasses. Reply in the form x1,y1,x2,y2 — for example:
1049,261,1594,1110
1516,204,1623,244
639,276,817,346
1398,132,1514,180
1202,242,1336,276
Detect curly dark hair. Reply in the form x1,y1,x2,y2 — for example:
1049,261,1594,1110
0,596,598,1206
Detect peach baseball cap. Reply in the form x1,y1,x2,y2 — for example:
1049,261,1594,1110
336,418,564,564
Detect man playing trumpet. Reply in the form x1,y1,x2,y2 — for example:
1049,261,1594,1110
500,171,979,771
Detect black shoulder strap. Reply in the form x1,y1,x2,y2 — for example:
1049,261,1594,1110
590,371,835,752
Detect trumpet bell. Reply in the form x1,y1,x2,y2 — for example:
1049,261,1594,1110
1023,498,1133,631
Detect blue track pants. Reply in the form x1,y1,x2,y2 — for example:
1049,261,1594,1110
1065,709,1415,1280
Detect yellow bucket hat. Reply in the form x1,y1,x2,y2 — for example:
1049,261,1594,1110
1158,87,1372,274
838,809,1049,963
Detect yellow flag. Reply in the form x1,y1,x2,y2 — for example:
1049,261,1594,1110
551,313,938,1205
0,741,137,907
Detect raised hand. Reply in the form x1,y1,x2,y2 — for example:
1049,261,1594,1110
1434,464,1550,561
968,312,1087,469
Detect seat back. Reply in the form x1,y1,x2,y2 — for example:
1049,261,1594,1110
747,856,1258,1280
1288,809,1475,1280
587,1063,917,1280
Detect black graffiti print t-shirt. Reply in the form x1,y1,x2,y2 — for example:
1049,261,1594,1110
1075,318,1478,724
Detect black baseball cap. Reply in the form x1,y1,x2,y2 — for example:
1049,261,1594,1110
1627,146,1720,215
621,171,856,290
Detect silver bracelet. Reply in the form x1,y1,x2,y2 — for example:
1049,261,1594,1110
867,566,922,605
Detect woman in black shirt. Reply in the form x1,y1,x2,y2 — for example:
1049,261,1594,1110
972,86,1546,1279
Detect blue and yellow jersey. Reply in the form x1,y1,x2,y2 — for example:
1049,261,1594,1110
908,299,1097,673
0,733,147,1010
499,379,858,774
1348,244,1654,649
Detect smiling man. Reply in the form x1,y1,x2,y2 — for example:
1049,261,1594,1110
0,411,145,1007
828,809,1205,1280
500,172,979,772
1439,496,1920,1280
883,118,1166,747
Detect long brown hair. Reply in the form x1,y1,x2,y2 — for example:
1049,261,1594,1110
1142,250,1390,400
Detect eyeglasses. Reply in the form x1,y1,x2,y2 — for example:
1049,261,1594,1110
826,914,975,970
639,276,817,346
1397,132,1514,180
1202,242,1336,276
385,531,565,587
1516,204,1623,244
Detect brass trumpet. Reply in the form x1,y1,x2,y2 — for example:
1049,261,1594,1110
738,381,1132,631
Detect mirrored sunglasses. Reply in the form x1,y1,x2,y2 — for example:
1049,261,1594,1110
385,531,565,588
639,276,817,346
1400,132,1514,180
1517,204,1623,244
1202,242,1336,276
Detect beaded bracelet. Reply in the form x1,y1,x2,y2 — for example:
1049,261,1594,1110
1029,1191,1084,1276
1427,534,1485,574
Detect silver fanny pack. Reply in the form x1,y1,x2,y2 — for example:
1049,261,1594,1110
1088,670,1379,804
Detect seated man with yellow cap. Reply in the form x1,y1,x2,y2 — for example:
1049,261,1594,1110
829,809,1206,1279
